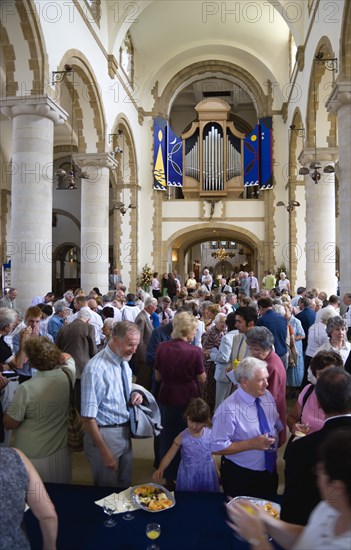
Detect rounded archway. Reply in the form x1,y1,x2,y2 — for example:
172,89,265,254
53,242,81,296
164,223,263,282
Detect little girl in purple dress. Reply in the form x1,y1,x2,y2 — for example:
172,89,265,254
153,398,220,492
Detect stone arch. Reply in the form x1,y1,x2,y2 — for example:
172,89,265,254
163,223,264,280
339,0,351,80
17,0,48,95
52,241,80,295
56,50,106,153
109,116,139,284
0,19,17,96
0,0,49,96
306,37,337,149
157,61,269,119
53,209,80,230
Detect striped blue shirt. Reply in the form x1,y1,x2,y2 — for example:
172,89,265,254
81,345,132,425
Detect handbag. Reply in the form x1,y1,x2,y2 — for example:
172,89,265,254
62,368,84,452
288,325,298,367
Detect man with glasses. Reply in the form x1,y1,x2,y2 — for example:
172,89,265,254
11,306,53,382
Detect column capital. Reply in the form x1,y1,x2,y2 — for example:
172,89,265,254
73,152,118,170
0,95,67,125
326,81,351,114
298,147,339,166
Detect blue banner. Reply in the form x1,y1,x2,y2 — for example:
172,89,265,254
167,126,183,186
153,118,167,190
243,124,259,186
259,116,273,190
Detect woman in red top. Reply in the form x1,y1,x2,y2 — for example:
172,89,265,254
155,312,206,488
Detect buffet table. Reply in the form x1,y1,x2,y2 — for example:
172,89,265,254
24,483,246,549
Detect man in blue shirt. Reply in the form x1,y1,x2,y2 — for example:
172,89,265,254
47,300,70,342
211,356,283,498
256,297,288,368
81,321,142,488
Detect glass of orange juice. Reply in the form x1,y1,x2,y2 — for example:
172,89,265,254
146,523,161,550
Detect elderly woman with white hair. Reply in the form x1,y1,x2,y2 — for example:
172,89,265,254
278,272,290,294
314,316,351,365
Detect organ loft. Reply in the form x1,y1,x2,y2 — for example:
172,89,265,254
181,99,246,199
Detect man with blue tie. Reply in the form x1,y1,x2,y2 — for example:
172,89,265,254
211,357,283,499
81,321,142,488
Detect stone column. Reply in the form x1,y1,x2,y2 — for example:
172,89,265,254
74,153,117,294
298,147,338,296
0,97,67,310
326,82,351,306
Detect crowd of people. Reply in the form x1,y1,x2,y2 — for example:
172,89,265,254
0,267,351,548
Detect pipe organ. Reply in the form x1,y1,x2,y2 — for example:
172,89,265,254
182,99,245,198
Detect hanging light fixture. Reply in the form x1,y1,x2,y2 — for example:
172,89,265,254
277,200,300,212
211,248,235,260
52,65,90,190
298,54,338,183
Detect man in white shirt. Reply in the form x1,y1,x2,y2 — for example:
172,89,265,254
315,294,340,324
248,271,259,296
201,268,213,289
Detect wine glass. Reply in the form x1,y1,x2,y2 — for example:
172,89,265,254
146,523,161,550
122,491,135,521
265,432,277,452
103,497,117,528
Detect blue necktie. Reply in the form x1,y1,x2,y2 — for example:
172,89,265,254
255,397,276,474
120,361,130,407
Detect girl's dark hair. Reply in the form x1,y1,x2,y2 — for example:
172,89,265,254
318,428,351,505
310,350,343,377
184,398,211,424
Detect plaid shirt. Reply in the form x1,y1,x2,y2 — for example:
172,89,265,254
81,345,132,425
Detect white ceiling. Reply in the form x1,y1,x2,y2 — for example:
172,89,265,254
119,0,292,92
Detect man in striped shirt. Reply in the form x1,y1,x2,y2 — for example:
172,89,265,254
81,321,142,488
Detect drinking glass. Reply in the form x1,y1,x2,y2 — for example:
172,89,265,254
103,497,117,528
265,432,277,452
122,491,135,521
146,523,161,550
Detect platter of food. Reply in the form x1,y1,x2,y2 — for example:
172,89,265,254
132,483,175,512
228,496,280,519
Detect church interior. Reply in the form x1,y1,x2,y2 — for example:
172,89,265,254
0,0,350,307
